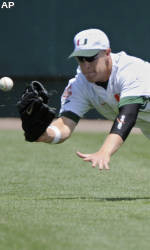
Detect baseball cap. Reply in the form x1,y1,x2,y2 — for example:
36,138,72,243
69,28,110,58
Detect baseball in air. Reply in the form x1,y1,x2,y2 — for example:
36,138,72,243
0,77,14,91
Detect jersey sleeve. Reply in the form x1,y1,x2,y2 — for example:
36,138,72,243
59,74,91,122
119,96,145,108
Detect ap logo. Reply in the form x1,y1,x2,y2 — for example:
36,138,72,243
1,1,15,8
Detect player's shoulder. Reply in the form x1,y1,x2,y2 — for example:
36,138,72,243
111,51,150,82
64,67,89,97
111,51,147,71
76,66,87,82
68,66,89,87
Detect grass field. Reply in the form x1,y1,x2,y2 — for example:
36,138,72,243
0,130,150,250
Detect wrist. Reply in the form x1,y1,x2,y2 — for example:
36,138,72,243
48,125,61,144
98,148,111,157
36,126,61,143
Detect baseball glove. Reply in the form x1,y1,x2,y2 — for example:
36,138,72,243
17,81,56,142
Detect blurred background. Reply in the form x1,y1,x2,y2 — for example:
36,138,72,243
0,0,150,118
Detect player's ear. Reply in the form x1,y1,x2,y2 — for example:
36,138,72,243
106,48,111,55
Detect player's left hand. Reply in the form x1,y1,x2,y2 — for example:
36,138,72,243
76,151,110,170
17,81,56,142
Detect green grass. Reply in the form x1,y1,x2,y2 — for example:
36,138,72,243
0,130,150,250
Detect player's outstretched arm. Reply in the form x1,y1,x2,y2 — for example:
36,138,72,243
36,116,76,144
77,102,141,170
76,133,123,170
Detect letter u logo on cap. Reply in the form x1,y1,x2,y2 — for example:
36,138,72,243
77,38,88,46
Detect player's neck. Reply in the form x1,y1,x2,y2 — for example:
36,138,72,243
95,80,108,89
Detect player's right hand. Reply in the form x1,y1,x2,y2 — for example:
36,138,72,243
76,151,110,170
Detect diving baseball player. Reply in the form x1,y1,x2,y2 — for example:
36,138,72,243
17,28,150,171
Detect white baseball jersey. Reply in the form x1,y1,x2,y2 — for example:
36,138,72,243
60,51,150,138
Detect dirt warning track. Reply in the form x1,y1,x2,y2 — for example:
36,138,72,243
0,118,141,134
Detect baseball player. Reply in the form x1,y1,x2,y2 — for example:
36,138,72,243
18,28,150,171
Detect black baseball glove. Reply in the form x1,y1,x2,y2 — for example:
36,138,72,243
17,81,56,142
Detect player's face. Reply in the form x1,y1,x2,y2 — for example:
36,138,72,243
76,49,112,83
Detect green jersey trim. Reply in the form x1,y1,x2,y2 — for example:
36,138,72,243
59,111,80,123
119,96,146,108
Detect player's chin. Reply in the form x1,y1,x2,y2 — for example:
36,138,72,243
85,74,97,83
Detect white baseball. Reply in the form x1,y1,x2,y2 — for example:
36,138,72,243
0,77,14,91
